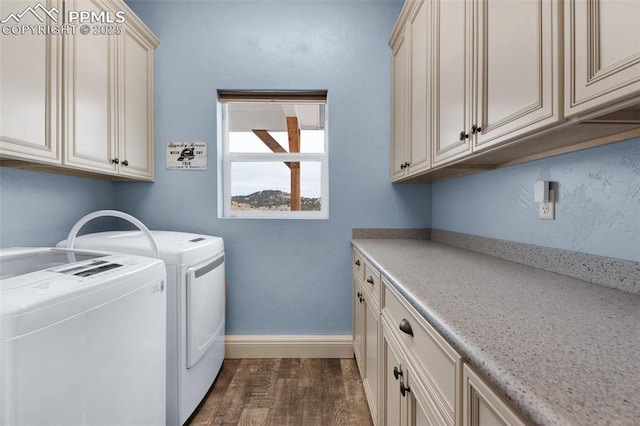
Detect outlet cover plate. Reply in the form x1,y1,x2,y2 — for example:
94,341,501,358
538,189,555,220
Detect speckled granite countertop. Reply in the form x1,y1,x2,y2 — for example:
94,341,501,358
352,239,640,426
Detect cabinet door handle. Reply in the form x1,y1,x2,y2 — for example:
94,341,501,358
400,163,406,170
400,381,411,397
366,276,374,284
122,160,129,166
112,158,119,164
471,124,482,134
355,259,361,266
399,319,414,336
459,131,469,141
393,366,403,380
404,162,410,168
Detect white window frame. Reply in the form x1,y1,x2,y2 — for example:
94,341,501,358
218,95,329,219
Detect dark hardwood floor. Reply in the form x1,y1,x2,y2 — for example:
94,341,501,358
187,358,373,426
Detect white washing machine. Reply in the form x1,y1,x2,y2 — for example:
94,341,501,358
0,247,167,426
59,212,226,425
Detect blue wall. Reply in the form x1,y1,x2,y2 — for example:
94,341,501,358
119,0,430,335
432,137,640,262
0,167,117,247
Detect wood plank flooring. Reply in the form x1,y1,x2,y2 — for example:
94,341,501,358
187,358,373,426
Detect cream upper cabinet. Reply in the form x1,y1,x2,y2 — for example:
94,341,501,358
64,0,157,179
432,0,472,166
390,0,638,182
0,0,63,164
0,0,157,180
391,26,409,181
407,0,431,177
565,0,640,117
390,0,431,182
474,0,561,151
118,15,156,179
64,0,118,174
433,0,561,161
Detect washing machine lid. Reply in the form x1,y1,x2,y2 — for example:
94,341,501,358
60,231,224,266
0,248,107,280
0,248,165,340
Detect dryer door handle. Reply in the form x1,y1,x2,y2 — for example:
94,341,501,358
193,255,225,278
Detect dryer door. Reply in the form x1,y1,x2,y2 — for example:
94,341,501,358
186,253,225,368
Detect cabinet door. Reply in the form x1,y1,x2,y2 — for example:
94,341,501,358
463,364,525,426
118,21,155,179
406,363,448,426
0,0,62,164
565,0,640,117
382,324,404,426
432,0,472,166
391,30,410,181
353,278,365,378
63,0,118,174
363,295,379,422
474,0,560,150
407,0,431,176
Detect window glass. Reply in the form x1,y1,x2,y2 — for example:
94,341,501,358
219,92,328,219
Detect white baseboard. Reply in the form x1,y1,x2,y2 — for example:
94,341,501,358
225,335,354,359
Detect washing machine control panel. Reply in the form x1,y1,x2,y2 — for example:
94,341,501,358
57,259,124,277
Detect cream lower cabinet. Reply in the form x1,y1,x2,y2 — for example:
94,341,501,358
382,317,449,426
353,282,380,421
354,249,527,425
463,364,525,426
363,291,380,422
382,278,461,426
353,250,381,423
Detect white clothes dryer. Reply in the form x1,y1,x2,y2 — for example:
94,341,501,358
60,218,225,425
0,247,167,426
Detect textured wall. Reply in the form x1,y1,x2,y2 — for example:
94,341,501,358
432,138,640,262
120,0,430,335
0,167,117,247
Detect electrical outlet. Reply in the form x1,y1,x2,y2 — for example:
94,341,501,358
538,189,555,220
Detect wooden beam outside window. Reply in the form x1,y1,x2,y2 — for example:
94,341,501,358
287,117,301,211
252,120,301,211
